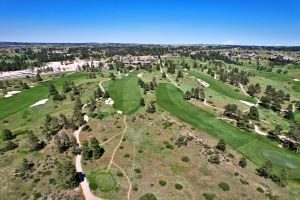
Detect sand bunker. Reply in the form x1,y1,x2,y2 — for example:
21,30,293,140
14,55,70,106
105,98,114,105
117,110,123,114
239,100,255,107
30,99,48,107
125,74,129,77
197,79,209,87
4,91,21,98
293,79,300,82
137,73,143,78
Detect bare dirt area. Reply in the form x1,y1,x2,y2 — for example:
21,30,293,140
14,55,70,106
80,108,293,200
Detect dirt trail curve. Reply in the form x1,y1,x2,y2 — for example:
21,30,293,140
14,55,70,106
99,79,109,93
239,83,250,96
107,116,128,169
74,105,102,200
112,161,132,200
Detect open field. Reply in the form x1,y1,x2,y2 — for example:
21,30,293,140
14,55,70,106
156,83,300,179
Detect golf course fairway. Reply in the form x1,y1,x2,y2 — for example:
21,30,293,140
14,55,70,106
156,83,300,179
187,70,256,103
0,72,87,120
108,74,141,115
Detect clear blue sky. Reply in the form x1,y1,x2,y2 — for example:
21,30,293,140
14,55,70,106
0,0,299,45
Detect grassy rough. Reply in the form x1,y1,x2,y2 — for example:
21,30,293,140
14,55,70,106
156,83,300,179
187,70,255,103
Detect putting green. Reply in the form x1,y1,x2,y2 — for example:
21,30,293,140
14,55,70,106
187,70,255,103
108,74,141,115
86,170,116,192
156,83,300,179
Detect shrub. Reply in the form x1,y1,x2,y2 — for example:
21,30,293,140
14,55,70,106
159,180,167,186
166,144,174,150
256,187,264,193
239,157,247,168
139,193,157,200
117,172,123,177
175,183,183,190
124,154,130,158
240,179,249,185
133,184,138,191
203,193,216,200
33,192,41,200
208,155,220,164
218,182,230,191
89,181,98,190
134,168,141,174
181,156,190,162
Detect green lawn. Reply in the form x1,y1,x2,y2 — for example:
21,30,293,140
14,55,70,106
107,74,141,115
0,72,88,120
156,83,300,179
187,70,255,103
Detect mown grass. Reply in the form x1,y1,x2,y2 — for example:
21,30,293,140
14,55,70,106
0,72,88,120
107,74,141,115
86,169,116,192
156,83,300,179
187,70,255,103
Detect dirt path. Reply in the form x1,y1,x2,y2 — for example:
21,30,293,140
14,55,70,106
112,161,132,200
165,73,184,92
74,112,102,200
107,116,128,169
239,83,250,96
99,79,109,93
248,121,268,136
99,132,122,146
203,98,224,111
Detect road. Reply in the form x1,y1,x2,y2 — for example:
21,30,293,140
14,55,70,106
73,108,102,200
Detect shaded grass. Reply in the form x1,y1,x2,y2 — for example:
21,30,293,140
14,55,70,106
156,83,300,179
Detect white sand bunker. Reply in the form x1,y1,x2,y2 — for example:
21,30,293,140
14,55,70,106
30,99,48,107
4,91,21,98
29,85,34,88
105,98,114,105
137,73,143,78
197,79,209,87
293,79,300,82
84,114,89,122
240,100,255,107
125,74,129,77
117,110,123,114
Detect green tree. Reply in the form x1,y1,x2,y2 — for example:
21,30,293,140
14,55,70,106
48,84,57,95
216,139,226,151
140,97,145,106
36,71,43,82
249,106,259,120
2,129,14,141
256,161,272,178
27,131,43,151
238,157,247,168
56,160,79,189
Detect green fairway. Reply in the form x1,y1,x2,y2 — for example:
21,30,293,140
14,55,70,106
156,83,300,179
187,70,255,103
107,74,141,115
0,72,88,120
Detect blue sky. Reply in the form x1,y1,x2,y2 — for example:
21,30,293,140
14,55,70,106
0,0,299,45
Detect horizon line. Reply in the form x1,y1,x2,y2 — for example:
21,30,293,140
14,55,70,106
1,41,300,47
